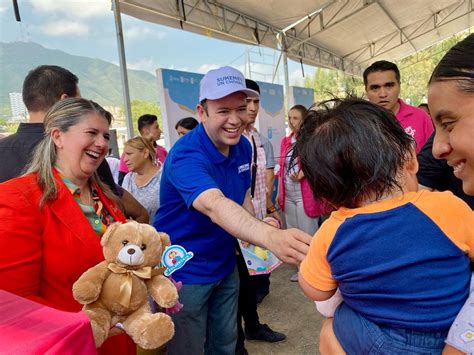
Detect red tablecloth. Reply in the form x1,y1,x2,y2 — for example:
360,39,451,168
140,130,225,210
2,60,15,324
0,290,96,354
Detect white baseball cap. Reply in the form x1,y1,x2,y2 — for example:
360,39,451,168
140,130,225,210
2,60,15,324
199,66,259,102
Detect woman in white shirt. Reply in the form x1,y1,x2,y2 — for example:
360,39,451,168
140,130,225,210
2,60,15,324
122,136,161,224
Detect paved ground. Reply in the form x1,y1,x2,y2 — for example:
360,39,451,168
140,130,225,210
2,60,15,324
246,264,324,355
145,263,324,355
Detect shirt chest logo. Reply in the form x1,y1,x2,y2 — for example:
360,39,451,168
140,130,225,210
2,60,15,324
238,163,250,173
405,126,416,137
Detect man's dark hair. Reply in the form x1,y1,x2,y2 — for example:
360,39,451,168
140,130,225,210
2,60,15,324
363,60,401,87
417,103,430,114
175,117,199,130
137,114,158,134
22,65,79,112
429,34,474,93
245,79,260,94
297,98,413,208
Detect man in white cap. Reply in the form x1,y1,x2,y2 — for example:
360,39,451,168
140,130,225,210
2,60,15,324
154,66,311,354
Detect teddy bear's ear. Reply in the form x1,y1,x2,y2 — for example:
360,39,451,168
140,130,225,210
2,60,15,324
159,232,171,249
101,222,122,246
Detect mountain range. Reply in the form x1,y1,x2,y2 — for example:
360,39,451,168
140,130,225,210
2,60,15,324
0,41,159,115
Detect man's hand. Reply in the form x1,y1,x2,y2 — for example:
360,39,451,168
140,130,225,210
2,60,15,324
193,188,310,266
266,228,311,265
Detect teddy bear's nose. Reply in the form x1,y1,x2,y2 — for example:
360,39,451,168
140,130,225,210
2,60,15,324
127,248,135,255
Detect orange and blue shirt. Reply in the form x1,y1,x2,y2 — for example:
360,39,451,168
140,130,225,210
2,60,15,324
300,190,474,331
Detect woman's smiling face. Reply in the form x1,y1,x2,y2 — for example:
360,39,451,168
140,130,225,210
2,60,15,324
53,112,110,182
429,80,474,195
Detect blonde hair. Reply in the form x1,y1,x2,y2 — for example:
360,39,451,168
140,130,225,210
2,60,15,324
26,97,117,207
124,136,156,164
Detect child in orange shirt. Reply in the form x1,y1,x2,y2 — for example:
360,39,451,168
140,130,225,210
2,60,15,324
296,98,474,354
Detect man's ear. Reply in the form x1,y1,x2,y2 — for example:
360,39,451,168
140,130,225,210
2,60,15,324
59,93,69,101
142,127,152,139
197,105,207,123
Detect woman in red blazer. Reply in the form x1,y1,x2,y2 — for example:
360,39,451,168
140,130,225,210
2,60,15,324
0,98,135,354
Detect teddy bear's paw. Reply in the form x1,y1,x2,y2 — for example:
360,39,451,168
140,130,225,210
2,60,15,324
73,281,102,304
153,287,179,309
156,295,178,309
133,313,175,350
90,320,109,348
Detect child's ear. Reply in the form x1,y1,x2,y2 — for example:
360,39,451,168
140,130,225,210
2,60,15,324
403,147,419,192
405,147,419,175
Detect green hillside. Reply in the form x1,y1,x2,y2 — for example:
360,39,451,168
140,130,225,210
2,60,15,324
0,41,159,116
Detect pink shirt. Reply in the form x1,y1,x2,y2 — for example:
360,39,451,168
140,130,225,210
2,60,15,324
277,133,331,217
119,144,168,173
395,99,433,153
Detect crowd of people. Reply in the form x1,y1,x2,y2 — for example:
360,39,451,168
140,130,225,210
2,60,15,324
0,33,472,355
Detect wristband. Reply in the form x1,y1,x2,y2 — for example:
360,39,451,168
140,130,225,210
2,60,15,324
266,205,277,214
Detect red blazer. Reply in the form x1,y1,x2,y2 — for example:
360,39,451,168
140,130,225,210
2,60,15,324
0,173,134,354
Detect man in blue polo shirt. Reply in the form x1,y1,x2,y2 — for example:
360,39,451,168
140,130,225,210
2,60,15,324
154,66,311,354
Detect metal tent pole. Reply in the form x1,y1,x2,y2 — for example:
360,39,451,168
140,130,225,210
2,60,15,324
277,32,290,112
112,0,134,138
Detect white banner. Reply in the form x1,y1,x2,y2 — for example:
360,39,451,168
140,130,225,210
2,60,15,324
254,81,285,165
156,69,202,149
288,86,315,110
156,69,286,161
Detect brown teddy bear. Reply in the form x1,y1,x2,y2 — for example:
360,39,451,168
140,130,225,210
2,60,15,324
73,221,178,349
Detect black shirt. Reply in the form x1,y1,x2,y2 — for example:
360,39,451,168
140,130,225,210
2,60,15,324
417,133,474,209
0,123,119,196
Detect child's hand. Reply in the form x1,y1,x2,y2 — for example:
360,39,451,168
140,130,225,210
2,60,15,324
263,216,281,229
290,171,299,182
297,170,305,180
290,170,305,181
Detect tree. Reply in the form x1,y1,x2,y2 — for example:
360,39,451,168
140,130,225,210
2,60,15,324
118,100,162,135
303,31,471,105
398,33,469,106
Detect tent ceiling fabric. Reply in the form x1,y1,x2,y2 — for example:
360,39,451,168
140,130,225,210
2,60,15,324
119,0,473,76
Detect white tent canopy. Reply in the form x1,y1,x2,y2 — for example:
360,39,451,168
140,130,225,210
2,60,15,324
118,0,473,77
111,0,472,137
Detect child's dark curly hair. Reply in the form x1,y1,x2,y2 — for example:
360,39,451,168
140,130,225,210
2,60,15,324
297,97,414,208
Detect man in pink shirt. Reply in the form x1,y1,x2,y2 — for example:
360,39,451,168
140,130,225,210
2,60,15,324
363,60,433,153
118,114,168,184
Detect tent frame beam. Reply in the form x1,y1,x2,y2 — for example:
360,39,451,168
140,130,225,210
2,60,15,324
120,0,363,76
345,0,474,66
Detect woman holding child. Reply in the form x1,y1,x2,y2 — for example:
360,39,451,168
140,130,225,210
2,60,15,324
297,34,474,355
429,33,474,355
0,98,135,354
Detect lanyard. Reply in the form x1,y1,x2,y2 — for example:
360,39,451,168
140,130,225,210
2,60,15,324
250,135,258,199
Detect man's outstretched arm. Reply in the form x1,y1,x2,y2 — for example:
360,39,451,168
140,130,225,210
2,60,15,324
192,188,311,265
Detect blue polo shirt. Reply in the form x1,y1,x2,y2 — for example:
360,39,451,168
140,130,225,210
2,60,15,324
154,124,252,284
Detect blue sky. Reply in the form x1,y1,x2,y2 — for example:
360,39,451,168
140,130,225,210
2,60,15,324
0,0,314,85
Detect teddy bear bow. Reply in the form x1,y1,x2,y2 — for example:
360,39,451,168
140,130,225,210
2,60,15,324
107,263,153,307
